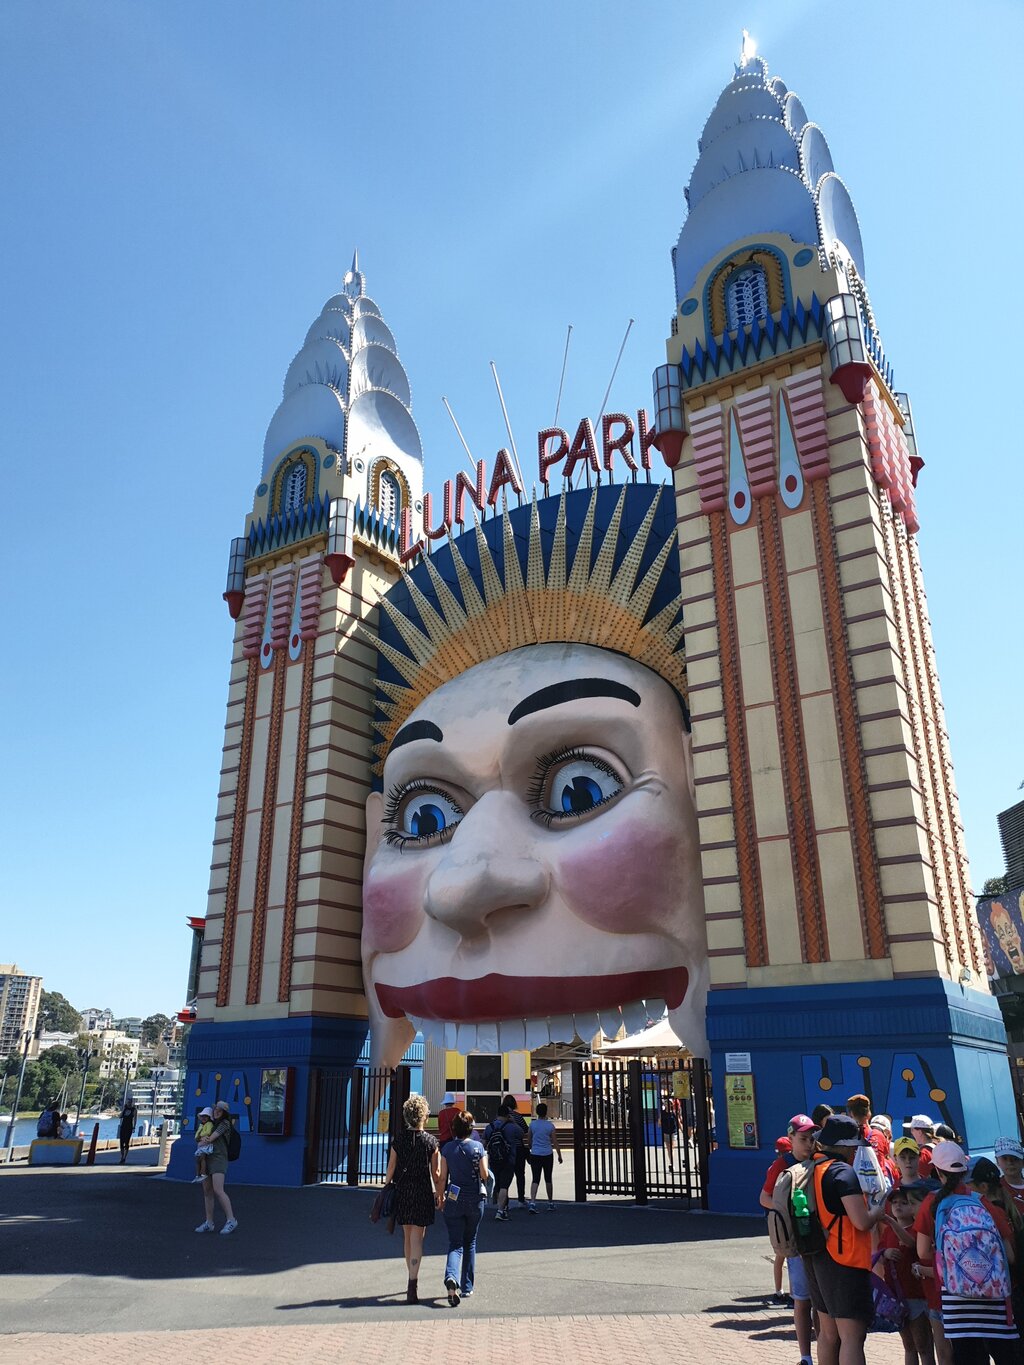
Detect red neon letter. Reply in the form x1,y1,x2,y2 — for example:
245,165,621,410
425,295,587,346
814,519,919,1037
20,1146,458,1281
563,418,600,482
400,506,424,563
538,428,569,486
453,460,487,526
422,482,453,540
602,413,637,473
637,409,658,470
487,448,523,506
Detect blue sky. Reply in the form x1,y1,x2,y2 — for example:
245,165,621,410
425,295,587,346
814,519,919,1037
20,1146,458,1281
1,1,1020,1017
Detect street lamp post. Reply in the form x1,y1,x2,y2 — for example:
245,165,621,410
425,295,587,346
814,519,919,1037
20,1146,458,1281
120,1059,136,1108
75,1045,95,1131
3,1028,37,1150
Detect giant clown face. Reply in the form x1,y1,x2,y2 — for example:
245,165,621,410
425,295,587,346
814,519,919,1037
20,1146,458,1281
361,640,709,1066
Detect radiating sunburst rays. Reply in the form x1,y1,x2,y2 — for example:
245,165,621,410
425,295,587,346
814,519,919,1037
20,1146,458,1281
356,487,688,775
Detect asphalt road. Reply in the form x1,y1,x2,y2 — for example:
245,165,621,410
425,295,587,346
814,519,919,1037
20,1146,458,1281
0,1161,784,1335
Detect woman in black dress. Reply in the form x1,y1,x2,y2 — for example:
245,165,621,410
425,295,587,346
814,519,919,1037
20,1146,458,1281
383,1093,442,1303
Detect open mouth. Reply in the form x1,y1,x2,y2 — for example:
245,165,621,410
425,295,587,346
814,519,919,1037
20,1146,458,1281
374,967,687,1049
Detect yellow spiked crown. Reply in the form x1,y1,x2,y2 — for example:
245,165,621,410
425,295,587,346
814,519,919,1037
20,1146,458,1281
361,484,688,778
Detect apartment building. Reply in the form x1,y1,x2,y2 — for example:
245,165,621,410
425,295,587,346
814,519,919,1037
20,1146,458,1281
0,964,43,1058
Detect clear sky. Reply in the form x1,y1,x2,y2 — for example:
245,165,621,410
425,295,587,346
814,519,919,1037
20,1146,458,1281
1,1,1020,1018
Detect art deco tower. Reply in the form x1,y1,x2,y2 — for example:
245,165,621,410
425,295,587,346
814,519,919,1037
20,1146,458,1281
171,258,424,1182
651,51,1013,1206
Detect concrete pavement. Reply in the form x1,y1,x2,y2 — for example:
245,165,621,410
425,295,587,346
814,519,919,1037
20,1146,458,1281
0,1157,904,1363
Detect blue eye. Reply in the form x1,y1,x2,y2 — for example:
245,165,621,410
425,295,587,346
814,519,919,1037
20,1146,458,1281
398,790,463,842
542,756,623,822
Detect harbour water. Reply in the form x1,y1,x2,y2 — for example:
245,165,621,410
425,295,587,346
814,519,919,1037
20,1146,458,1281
2,1114,168,1146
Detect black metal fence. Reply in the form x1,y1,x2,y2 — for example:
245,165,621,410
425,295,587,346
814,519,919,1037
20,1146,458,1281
307,1065,412,1185
571,1055,712,1206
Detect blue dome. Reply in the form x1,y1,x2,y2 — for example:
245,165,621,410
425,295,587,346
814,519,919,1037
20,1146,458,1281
674,57,865,302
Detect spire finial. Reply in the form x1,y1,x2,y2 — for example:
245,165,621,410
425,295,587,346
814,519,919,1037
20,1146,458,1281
740,29,757,66
351,247,359,275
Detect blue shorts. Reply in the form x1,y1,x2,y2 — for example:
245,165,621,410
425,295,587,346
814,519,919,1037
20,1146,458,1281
906,1298,928,1321
787,1256,810,1301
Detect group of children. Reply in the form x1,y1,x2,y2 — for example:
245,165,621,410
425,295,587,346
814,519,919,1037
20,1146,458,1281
762,1096,1024,1365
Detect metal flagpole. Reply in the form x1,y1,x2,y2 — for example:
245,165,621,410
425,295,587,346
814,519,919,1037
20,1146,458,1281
441,397,479,476
489,362,526,489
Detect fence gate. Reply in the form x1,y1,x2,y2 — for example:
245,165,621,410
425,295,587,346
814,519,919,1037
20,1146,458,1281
307,1065,411,1185
571,1055,712,1206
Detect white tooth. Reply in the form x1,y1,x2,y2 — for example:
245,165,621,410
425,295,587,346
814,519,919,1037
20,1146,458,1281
443,1022,459,1049
455,1023,477,1053
523,1017,550,1049
548,1015,576,1044
620,999,647,1033
573,1012,600,1045
408,1015,427,1037
643,998,667,1022
423,1019,446,1046
475,1022,499,1052
498,1018,526,1050
598,1007,624,1039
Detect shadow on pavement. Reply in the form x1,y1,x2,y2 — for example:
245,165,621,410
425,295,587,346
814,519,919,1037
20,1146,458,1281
0,1169,763,1283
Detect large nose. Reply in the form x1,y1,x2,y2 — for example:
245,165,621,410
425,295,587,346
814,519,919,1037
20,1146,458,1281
424,791,550,938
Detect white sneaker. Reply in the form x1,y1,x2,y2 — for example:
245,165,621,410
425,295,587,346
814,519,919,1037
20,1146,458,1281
220,1218,238,1235
194,1221,215,1233
192,1176,206,1184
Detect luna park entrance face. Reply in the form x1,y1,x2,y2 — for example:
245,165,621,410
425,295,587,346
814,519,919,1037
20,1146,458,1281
571,1055,712,1207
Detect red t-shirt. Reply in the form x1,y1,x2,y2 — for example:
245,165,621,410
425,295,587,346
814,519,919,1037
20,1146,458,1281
762,1155,790,1196
437,1105,462,1146
1001,1177,1024,1221
878,1222,920,1300
917,1146,934,1177
912,1187,1012,1308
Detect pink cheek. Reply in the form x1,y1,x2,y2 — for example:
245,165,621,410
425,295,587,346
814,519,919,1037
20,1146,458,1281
363,866,427,954
555,813,684,935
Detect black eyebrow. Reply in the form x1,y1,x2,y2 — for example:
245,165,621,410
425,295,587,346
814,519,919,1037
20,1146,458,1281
389,719,444,752
507,678,641,726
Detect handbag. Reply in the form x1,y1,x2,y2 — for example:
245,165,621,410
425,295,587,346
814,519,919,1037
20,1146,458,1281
869,1252,909,1333
369,1180,397,1232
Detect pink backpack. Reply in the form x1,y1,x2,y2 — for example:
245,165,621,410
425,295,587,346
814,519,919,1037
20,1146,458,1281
933,1194,1011,1300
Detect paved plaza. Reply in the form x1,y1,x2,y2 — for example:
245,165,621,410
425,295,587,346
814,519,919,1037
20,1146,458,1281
0,1149,906,1364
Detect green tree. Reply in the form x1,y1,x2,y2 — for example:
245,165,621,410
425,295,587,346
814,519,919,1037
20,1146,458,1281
983,876,1009,897
40,1045,79,1073
141,1013,171,1047
38,991,82,1034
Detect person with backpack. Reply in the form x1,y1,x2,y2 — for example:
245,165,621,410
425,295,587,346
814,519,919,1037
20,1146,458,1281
765,1113,818,1365
484,1096,524,1221
801,1113,890,1365
970,1158,1024,1351
913,1140,1016,1364
194,1099,239,1236
760,1134,796,1305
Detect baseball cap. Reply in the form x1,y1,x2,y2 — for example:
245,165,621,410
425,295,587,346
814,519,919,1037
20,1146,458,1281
442,1092,456,1106
910,1114,936,1131
198,1106,213,1118
787,1113,817,1136
869,1114,892,1135
931,1140,969,1174
971,1156,1001,1184
775,1135,793,1153
893,1137,920,1157
817,1114,867,1149
995,1136,1024,1160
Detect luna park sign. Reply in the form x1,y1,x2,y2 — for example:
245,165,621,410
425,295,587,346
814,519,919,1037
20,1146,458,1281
399,410,663,561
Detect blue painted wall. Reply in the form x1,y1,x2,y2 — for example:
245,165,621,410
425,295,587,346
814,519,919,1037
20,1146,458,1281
167,1015,370,1186
705,977,1017,1215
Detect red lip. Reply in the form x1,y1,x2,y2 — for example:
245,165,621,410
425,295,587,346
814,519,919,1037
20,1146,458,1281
375,967,687,1022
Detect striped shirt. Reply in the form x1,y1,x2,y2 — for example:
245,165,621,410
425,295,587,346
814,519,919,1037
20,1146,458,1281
940,1293,1017,1340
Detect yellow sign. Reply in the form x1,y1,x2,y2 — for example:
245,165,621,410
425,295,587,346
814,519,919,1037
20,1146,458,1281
724,1072,758,1149
672,1071,691,1100
376,1109,390,1134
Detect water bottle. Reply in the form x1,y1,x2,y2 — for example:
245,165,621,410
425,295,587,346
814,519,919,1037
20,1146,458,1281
791,1186,810,1236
